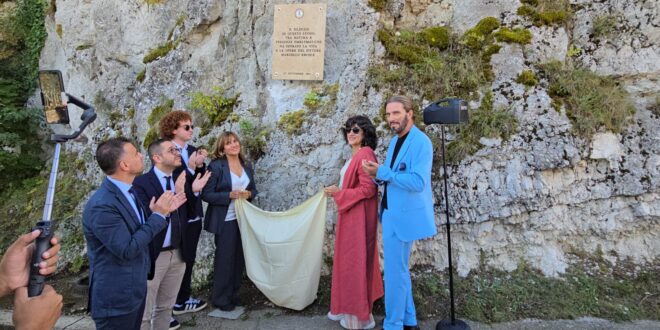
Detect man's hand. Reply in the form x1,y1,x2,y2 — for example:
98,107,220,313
324,185,340,197
13,285,62,330
174,173,186,195
194,149,208,168
150,191,188,215
188,150,208,170
192,171,212,193
361,160,379,179
0,231,60,297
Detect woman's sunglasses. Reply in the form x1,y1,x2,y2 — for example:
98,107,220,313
343,127,361,134
180,124,195,131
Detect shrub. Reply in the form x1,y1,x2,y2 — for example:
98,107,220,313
239,119,271,160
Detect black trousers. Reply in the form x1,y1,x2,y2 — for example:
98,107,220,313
212,220,245,308
176,221,202,305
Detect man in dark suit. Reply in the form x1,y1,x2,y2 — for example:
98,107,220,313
133,139,210,330
83,137,186,330
158,111,209,321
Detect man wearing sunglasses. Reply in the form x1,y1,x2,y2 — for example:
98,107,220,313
158,110,210,329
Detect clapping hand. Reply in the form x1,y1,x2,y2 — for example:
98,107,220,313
150,191,187,215
192,171,212,193
174,173,186,195
187,149,208,170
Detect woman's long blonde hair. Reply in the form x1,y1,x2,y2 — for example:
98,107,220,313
211,131,246,163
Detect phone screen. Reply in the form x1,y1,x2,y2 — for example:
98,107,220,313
38,70,69,124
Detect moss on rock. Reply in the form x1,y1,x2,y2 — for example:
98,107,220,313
494,27,533,44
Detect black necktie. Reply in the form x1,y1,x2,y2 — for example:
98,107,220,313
164,176,181,249
128,187,144,224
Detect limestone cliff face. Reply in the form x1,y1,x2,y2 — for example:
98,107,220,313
39,0,658,281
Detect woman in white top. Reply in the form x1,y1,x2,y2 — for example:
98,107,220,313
201,132,257,312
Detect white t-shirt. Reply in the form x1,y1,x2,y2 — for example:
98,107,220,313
224,170,250,221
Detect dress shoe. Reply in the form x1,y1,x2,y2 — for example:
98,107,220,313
404,326,420,330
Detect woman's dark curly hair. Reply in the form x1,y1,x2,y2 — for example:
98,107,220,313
342,115,377,150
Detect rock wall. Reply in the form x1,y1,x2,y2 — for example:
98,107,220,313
38,0,659,281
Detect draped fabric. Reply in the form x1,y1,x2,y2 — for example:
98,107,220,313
234,192,327,310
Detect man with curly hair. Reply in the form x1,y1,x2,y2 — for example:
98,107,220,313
158,110,210,329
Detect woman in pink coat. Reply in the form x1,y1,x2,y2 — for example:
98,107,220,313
324,115,384,329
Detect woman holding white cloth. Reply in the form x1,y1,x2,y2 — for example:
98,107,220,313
202,131,257,312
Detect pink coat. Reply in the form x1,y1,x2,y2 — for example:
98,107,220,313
330,147,384,320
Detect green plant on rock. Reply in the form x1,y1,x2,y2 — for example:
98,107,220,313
494,27,533,44
517,0,572,27
143,40,179,64
461,17,500,51
539,61,635,138
567,44,582,57
304,83,339,118
278,109,306,135
143,98,174,148
239,119,271,160
420,26,451,50
516,70,538,87
445,92,518,163
368,0,387,11
592,14,618,39
189,86,239,129
303,90,322,109
136,68,146,83
372,21,497,102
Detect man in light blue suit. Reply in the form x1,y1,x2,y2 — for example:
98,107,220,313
363,95,437,330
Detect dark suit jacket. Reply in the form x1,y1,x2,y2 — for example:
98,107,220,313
133,167,194,279
201,158,257,235
173,144,205,260
82,178,168,319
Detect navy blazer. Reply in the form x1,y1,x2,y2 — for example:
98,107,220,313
133,167,192,279
82,178,168,319
201,158,257,235
174,144,206,220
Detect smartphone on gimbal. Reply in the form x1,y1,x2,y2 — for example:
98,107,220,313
38,70,70,124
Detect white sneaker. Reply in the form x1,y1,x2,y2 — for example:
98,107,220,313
327,311,344,321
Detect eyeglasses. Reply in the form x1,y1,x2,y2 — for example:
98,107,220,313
180,124,194,131
344,127,361,134
165,147,181,155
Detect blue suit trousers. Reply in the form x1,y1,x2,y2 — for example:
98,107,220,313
382,217,417,330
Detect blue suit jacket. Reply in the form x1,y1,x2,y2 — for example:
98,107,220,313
377,125,437,241
82,178,168,318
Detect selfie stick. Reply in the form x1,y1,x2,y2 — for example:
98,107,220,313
28,93,96,297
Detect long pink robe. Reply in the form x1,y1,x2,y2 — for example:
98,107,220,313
330,147,384,321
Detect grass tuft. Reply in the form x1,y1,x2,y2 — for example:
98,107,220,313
516,70,538,87
540,61,635,138
188,86,240,131
517,0,572,27
592,14,618,39
136,68,146,83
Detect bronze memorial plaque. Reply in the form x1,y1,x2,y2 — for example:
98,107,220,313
272,3,326,80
